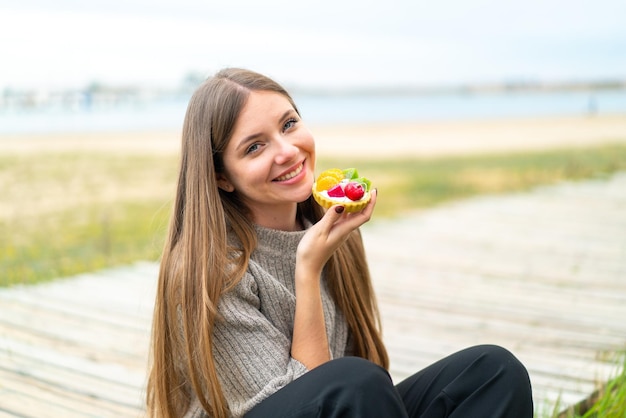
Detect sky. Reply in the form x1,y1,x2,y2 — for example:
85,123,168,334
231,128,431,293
1,0,625,91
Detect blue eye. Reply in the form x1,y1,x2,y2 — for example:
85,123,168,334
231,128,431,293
283,117,298,131
246,143,260,154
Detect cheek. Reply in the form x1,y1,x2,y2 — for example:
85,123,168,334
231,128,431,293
301,131,316,160
232,160,268,189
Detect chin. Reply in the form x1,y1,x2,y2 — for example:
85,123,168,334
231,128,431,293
292,185,314,204
297,194,313,204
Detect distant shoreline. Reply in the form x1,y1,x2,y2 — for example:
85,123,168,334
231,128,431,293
2,87,625,136
3,77,625,99
288,78,626,97
2,79,624,117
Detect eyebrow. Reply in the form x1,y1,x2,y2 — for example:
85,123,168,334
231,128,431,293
235,109,295,152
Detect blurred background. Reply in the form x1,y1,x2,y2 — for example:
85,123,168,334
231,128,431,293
2,0,626,287
1,0,626,132
2,0,626,283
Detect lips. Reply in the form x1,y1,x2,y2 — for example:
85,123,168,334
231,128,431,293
273,162,304,182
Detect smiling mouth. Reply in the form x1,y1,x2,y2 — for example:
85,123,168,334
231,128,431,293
274,162,304,182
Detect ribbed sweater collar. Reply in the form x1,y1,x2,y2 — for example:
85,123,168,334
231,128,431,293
253,224,308,258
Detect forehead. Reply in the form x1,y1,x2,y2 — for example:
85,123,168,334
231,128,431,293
233,91,295,131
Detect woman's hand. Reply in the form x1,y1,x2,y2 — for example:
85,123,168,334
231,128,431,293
297,189,377,277
291,189,377,369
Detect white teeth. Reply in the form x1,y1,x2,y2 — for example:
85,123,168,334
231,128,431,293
275,164,303,181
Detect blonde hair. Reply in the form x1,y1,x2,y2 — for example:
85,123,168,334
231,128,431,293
146,68,388,418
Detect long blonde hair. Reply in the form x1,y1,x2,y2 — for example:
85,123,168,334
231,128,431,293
146,68,388,418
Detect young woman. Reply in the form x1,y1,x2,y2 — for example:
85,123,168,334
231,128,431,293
146,68,533,418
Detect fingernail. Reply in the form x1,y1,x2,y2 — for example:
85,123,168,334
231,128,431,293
335,206,345,214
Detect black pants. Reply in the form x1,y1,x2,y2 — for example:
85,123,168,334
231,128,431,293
245,345,533,418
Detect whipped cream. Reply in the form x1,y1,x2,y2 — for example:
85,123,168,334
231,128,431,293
318,190,370,203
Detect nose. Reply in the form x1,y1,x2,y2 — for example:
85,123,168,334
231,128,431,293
274,136,298,165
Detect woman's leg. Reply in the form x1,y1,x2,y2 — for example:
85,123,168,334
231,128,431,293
395,345,533,418
245,356,408,418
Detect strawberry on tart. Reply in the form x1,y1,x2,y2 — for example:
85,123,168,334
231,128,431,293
312,168,372,213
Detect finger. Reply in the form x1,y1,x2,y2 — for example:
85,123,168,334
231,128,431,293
320,204,346,228
363,188,377,214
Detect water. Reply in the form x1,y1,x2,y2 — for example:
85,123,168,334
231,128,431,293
1,89,625,135
0,96,189,135
293,89,626,125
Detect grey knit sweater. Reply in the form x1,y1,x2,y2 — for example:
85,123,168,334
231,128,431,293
184,224,351,418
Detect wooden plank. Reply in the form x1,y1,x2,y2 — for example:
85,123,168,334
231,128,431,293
0,264,155,417
0,338,145,404
0,368,140,418
0,290,150,330
0,283,152,360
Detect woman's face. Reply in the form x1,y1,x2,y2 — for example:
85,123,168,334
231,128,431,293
218,90,316,227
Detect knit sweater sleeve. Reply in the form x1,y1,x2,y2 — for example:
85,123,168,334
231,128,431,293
211,269,308,417
187,224,349,418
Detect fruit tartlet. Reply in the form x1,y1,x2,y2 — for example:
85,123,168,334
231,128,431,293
312,168,372,213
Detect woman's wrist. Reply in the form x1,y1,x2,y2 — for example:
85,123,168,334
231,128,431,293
295,257,323,284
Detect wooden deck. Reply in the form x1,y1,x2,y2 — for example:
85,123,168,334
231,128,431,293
365,172,626,416
1,173,625,417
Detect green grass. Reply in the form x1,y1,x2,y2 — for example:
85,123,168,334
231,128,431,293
0,151,178,286
318,143,626,218
1,201,171,286
2,143,626,287
551,352,626,418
